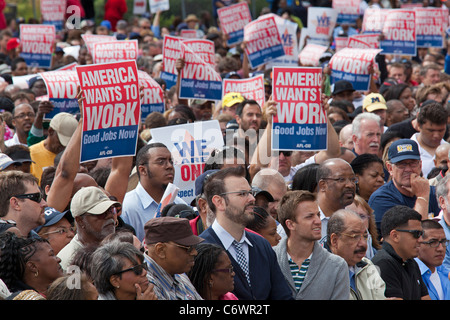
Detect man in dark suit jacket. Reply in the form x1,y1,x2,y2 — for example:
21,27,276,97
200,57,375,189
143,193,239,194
200,166,293,300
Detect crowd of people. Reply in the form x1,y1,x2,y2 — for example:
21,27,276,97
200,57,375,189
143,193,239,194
0,0,450,303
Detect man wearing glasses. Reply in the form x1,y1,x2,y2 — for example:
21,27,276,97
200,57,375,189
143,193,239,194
200,166,293,300
372,205,431,300
369,139,441,235
327,209,386,300
415,219,450,300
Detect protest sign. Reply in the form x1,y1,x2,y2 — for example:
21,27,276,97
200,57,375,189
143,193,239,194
133,0,147,15
332,0,361,25
222,74,265,108
334,37,348,52
40,0,65,31
138,70,165,120
362,8,388,34
81,34,117,53
267,14,299,67
348,33,380,48
347,37,371,49
179,39,222,100
306,7,338,47
217,2,252,46
380,9,416,55
150,120,224,204
298,43,328,67
329,47,382,91
154,183,179,218
39,70,80,119
76,60,141,162
180,30,198,39
415,7,446,48
272,67,326,151
160,35,182,89
19,24,55,68
149,0,170,13
243,15,285,68
91,40,138,64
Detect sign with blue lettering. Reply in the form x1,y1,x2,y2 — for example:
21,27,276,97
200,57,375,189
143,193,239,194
272,67,327,151
243,15,285,68
150,120,224,204
76,60,141,162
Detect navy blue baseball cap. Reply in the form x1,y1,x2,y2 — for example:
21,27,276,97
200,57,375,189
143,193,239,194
34,207,73,233
388,139,421,164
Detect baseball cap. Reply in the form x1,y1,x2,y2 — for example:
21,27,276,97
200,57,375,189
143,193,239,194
222,92,245,108
7,147,34,165
34,207,73,233
388,139,421,164
70,186,120,218
363,93,387,112
144,216,204,246
0,153,14,171
253,187,274,202
6,38,19,51
49,112,78,147
332,80,355,95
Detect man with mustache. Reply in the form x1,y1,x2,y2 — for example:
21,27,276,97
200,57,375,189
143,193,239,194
415,219,450,300
351,112,383,158
121,143,186,242
316,158,357,245
327,209,387,300
369,139,441,236
58,186,120,270
200,166,293,300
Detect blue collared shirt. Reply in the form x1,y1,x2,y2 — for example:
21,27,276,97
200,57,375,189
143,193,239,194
121,182,186,241
211,219,253,262
415,258,450,300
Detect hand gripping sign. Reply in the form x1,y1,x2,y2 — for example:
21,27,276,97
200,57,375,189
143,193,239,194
272,67,327,151
39,70,80,119
329,47,382,91
380,9,416,56
76,60,141,162
218,1,252,46
19,24,56,68
243,15,285,68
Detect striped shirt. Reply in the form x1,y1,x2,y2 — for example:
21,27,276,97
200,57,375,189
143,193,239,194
287,253,311,291
144,253,203,300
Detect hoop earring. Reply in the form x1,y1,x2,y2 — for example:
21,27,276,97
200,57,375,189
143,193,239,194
34,271,39,277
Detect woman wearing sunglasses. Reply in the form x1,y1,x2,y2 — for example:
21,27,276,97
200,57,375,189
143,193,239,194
90,241,157,300
187,243,237,300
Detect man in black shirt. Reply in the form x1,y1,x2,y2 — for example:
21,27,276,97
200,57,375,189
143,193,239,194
372,205,431,300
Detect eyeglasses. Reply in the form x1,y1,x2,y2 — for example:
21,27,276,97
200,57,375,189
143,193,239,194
42,226,76,236
114,263,148,276
167,242,196,253
322,177,358,184
395,229,424,239
340,233,369,241
212,266,234,274
393,161,421,170
13,113,35,120
12,192,43,203
219,188,257,198
278,151,292,157
420,239,450,248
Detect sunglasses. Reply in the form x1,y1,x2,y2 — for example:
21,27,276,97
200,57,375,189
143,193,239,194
114,263,148,276
278,151,292,157
12,192,43,203
395,229,424,239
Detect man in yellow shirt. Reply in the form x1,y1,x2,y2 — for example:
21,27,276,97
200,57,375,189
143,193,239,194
30,112,78,184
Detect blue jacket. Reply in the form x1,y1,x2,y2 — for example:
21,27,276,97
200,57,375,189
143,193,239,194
415,258,450,300
199,227,293,300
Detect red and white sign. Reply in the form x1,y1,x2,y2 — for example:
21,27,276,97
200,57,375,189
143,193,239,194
218,2,252,45
82,34,117,53
348,33,380,49
298,43,328,66
40,0,66,22
222,74,265,109
91,40,138,64
20,24,55,56
362,8,388,33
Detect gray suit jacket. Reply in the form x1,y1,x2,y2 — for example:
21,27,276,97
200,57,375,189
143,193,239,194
273,238,350,300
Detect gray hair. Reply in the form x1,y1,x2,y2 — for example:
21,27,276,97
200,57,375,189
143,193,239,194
252,168,286,190
436,174,450,205
352,112,381,138
90,241,144,295
326,209,362,247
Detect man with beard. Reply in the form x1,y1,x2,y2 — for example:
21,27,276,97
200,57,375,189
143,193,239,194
369,139,441,236
6,103,35,147
327,209,387,300
200,166,293,300
121,143,186,242
57,186,120,270
274,190,349,300
316,158,357,245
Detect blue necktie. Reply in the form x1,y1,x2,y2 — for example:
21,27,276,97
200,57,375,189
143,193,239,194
233,240,251,286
